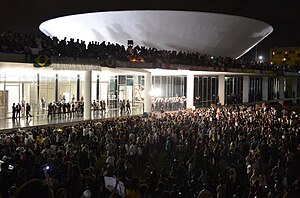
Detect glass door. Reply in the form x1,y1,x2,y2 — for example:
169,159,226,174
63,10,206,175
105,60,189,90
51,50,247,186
108,76,118,109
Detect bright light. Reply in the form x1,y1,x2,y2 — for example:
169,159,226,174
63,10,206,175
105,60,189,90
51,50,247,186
211,56,214,59
258,56,263,60
150,88,162,97
282,58,286,61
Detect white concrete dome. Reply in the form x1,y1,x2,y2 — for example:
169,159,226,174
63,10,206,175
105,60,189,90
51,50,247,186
39,10,273,58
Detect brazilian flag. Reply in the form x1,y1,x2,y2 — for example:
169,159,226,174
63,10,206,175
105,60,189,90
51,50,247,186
33,55,51,67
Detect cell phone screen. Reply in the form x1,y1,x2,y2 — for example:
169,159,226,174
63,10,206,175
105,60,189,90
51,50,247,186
43,165,50,171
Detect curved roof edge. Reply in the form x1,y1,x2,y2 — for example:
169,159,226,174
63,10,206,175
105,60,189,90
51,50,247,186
39,10,273,58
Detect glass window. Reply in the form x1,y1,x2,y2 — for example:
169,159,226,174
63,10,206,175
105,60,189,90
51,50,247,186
208,77,211,100
126,79,133,86
109,77,117,92
154,76,160,87
138,76,145,85
194,77,199,97
119,76,126,84
199,77,203,100
203,77,208,101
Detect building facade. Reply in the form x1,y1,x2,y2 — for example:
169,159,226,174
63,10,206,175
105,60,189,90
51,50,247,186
1,60,300,125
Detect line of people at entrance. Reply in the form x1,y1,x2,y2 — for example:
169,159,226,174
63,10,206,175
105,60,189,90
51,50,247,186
92,100,107,113
47,101,84,119
47,99,108,119
12,102,32,120
119,99,131,115
152,97,186,112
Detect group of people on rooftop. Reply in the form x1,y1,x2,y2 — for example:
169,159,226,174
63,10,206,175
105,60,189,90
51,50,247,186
0,102,299,198
1,29,300,73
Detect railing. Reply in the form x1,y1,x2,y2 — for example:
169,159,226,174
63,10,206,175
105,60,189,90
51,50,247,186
0,52,300,77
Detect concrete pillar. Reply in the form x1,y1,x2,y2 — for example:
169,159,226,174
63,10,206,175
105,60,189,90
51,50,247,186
279,76,285,99
186,73,194,109
77,74,80,101
292,77,298,103
218,75,225,105
55,74,59,102
96,75,100,100
243,76,250,103
84,70,92,120
262,77,268,101
144,72,152,113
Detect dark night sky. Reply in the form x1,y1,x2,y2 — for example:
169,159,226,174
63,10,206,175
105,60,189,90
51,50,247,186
1,0,300,60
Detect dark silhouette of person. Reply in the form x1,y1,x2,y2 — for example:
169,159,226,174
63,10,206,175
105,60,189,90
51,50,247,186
126,100,131,114
16,103,21,118
12,103,16,119
26,103,32,119
14,179,54,198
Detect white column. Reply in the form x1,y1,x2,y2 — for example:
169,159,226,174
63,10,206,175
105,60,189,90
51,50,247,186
292,77,298,103
279,76,285,99
144,72,152,113
262,77,268,101
218,75,225,105
243,76,250,103
84,70,92,120
186,73,194,109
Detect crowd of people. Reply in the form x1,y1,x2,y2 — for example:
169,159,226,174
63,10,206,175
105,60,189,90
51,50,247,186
0,103,299,198
12,102,32,120
119,100,131,115
1,29,300,73
47,101,85,119
152,97,186,112
47,98,107,119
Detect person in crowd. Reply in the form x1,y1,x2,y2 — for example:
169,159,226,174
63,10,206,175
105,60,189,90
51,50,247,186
16,103,21,118
41,97,46,110
197,183,213,198
72,94,75,103
92,100,97,112
14,179,54,198
125,100,131,115
120,100,125,115
21,97,26,115
101,100,106,113
12,103,16,119
25,103,32,119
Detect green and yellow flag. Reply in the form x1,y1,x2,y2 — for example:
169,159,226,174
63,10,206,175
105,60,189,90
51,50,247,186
33,55,51,67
